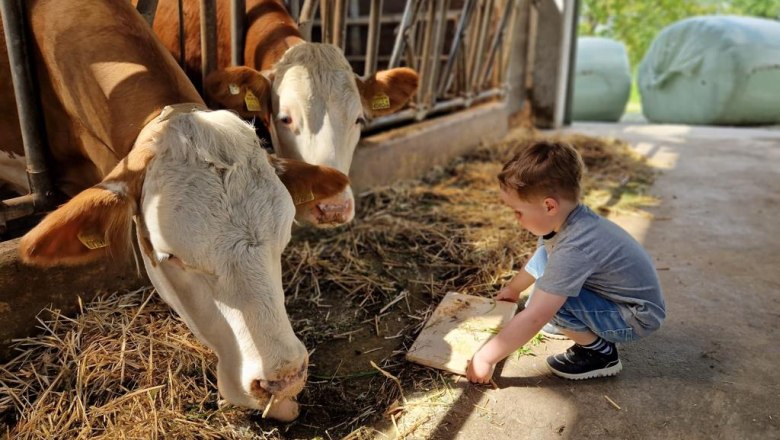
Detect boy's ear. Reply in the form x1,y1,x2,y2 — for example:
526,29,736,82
204,66,273,126
356,67,419,117
543,197,559,214
268,156,350,205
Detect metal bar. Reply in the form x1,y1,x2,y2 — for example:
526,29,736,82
425,0,449,105
230,0,245,65
554,0,576,128
478,0,515,88
388,0,418,68
364,0,383,76
332,0,346,49
366,87,504,131
437,0,475,96
136,0,160,26
417,0,435,111
0,195,35,225
463,0,481,93
199,0,217,90
469,0,493,93
0,0,53,213
500,0,521,83
563,0,581,125
298,0,317,42
319,0,330,44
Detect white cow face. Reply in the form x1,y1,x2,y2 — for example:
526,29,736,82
205,44,419,227
19,109,350,421
135,110,306,417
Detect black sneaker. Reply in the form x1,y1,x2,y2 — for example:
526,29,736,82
546,343,622,380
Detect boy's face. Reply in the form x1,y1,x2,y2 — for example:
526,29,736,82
499,188,557,237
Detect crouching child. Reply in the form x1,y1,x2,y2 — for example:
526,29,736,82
466,141,666,383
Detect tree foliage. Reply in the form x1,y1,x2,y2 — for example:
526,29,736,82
578,0,780,68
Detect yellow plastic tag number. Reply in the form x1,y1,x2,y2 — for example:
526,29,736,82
370,92,391,111
292,190,315,206
78,232,108,250
244,90,262,112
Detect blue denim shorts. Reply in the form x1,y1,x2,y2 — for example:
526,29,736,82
525,246,637,343
550,288,637,343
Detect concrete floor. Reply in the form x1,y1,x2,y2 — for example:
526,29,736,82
418,122,780,439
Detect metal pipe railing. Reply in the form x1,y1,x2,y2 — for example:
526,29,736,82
479,0,515,88
0,0,54,231
332,0,346,49
437,0,475,96
230,0,245,66
363,0,383,77
199,0,217,90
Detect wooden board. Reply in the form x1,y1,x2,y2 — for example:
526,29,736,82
406,292,518,375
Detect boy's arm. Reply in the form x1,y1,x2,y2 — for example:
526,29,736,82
496,268,536,302
467,288,566,383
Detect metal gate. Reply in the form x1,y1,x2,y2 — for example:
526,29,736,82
0,0,520,235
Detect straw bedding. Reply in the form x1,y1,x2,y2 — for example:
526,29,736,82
0,128,655,439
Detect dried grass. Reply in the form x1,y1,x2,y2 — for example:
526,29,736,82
0,128,656,439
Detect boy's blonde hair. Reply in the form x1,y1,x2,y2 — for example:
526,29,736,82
498,141,584,202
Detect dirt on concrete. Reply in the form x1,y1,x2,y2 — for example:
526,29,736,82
406,122,780,439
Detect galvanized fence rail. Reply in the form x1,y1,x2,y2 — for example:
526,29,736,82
0,0,519,234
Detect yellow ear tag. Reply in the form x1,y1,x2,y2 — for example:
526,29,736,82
370,92,391,111
228,83,240,95
292,190,315,206
244,90,262,112
77,231,108,250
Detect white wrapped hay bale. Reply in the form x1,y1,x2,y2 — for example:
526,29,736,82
572,37,632,122
638,16,780,125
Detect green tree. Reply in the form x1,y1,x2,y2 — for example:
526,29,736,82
722,0,780,18
579,0,780,68
578,0,716,67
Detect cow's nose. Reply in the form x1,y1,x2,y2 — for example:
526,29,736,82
316,198,353,224
250,361,308,399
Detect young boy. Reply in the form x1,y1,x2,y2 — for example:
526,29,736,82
466,141,665,383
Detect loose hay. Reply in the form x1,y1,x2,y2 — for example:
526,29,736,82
0,128,656,439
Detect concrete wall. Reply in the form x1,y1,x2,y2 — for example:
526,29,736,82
0,239,146,359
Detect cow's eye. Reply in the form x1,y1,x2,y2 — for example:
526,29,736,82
356,117,366,126
278,114,292,125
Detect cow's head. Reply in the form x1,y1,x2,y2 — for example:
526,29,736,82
18,108,349,421
205,43,419,227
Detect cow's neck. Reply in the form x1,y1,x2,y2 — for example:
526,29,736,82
245,0,305,71
26,0,205,194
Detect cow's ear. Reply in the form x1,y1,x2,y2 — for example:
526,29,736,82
205,67,272,124
19,139,154,267
19,185,135,267
269,156,350,205
356,67,419,117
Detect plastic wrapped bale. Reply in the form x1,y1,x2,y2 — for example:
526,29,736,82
572,37,632,122
638,16,780,125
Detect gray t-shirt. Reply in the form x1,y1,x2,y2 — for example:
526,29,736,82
535,204,666,337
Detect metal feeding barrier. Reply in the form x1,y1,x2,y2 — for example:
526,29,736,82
0,0,520,235
303,0,520,130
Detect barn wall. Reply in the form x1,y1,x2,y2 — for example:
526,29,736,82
0,240,146,360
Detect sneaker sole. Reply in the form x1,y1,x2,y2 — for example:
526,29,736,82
547,359,623,380
539,330,569,340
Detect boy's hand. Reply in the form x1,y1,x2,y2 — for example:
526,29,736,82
495,286,520,303
466,352,495,384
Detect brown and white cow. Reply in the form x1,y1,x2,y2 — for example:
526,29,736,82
0,0,353,421
147,0,420,225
